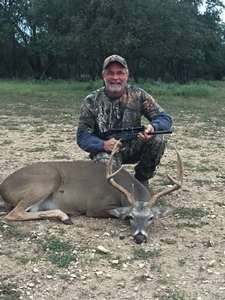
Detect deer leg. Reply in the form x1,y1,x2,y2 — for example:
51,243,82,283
5,201,73,225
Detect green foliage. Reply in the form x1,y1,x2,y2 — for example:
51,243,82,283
0,80,225,131
42,235,76,267
15,256,42,265
0,283,21,300
133,248,162,260
215,201,225,207
178,259,186,267
170,290,186,300
42,236,72,252
1,140,13,145
150,262,163,272
0,221,29,239
0,0,225,81
175,207,209,219
48,253,75,267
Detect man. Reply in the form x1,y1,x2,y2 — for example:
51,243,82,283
76,54,172,191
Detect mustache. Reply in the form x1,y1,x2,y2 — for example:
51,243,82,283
109,80,122,84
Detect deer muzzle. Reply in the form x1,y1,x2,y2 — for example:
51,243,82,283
134,232,147,244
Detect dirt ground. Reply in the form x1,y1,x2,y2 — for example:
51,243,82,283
0,115,224,300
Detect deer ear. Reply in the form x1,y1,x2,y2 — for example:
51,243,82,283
151,206,174,218
108,207,132,219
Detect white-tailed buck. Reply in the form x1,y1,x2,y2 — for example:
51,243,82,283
0,143,183,244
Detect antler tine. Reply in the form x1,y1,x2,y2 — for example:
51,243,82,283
176,149,184,183
149,149,183,207
106,141,135,206
106,141,123,180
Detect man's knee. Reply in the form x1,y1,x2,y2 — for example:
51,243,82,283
154,135,167,158
143,135,166,159
90,152,122,166
135,135,167,179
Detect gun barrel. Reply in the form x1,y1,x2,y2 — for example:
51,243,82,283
99,127,172,141
114,130,172,142
147,130,172,135
110,126,145,133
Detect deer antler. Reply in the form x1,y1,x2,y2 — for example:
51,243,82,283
149,149,183,207
106,141,135,206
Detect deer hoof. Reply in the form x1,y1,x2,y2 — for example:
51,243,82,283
61,218,73,225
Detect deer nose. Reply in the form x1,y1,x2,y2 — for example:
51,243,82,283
134,233,147,244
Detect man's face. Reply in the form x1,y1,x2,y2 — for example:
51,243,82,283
102,62,129,97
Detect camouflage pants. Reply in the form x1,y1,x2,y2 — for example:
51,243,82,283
90,135,166,180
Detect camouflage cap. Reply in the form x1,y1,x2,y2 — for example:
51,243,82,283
103,54,128,70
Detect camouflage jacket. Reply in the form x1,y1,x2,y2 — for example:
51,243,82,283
76,85,172,153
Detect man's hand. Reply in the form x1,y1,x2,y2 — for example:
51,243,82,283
138,124,154,141
103,138,122,152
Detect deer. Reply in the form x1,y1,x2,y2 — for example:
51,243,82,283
0,142,183,244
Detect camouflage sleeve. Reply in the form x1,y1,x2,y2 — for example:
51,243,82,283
77,93,96,133
76,92,105,153
140,89,172,130
140,89,163,119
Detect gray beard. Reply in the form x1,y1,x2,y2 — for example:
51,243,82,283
105,82,126,94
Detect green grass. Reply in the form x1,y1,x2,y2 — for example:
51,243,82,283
170,290,186,300
90,226,105,232
150,262,163,272
0,79,222,299
0,222,76,268
42,235,76,267
15,256,42,265
1,140,13,145
0,282,21,300
178,259,186,266
175,207,209,219
0,79,224,127
0,221,29,239
133,248,162,260
176,221,208,229
193,179,214,186
215,201,225,207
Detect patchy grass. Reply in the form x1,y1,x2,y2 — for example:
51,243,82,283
28,145,57,152
133,248,162,260
42,235,76,267
53,154,71,160
35,126,46,133
150,262,163,272
193,179,214,186
1,140,13,145
0,221,29,239
15,256,42,265
215,201,225,207
0,282,21,300
170,290,186,300
178,259,186,266
176,221,208,229
0,79,224,299
0,80,225,128
175,207,209,219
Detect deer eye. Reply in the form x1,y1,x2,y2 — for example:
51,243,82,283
129,215,134,221
148,216,154,221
